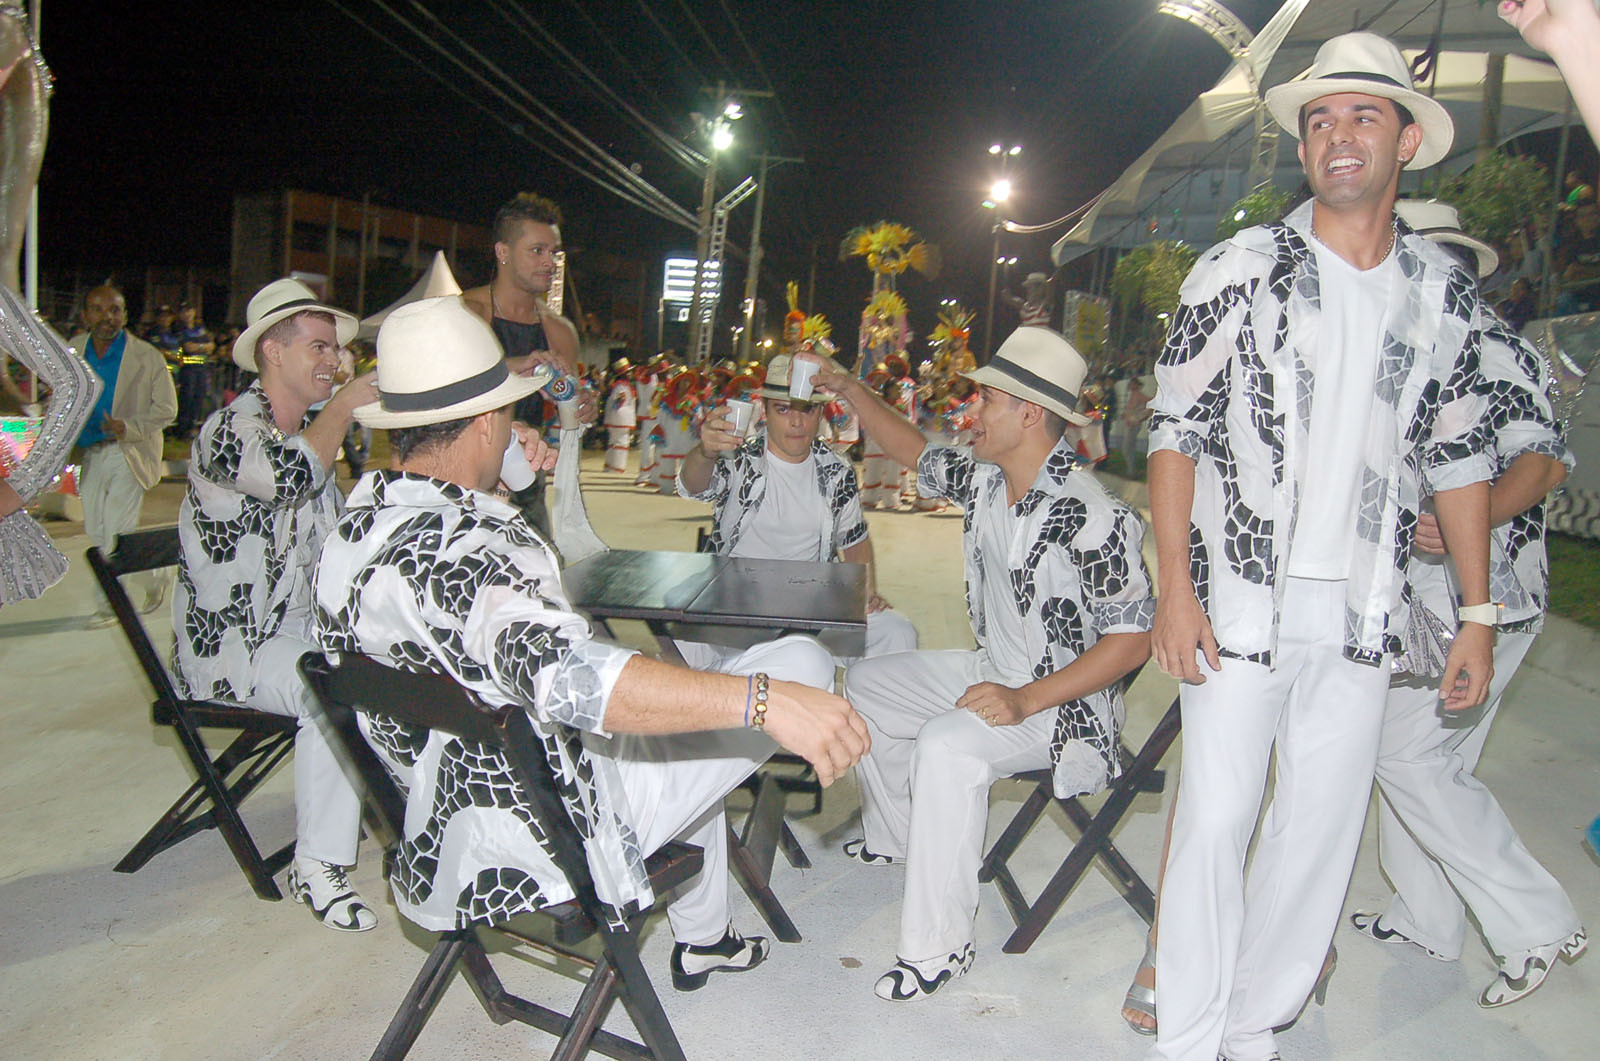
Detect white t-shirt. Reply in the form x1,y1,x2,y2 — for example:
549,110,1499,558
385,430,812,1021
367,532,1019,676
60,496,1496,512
729,452,827,563
975,491,1034,684
1288,243,1396,580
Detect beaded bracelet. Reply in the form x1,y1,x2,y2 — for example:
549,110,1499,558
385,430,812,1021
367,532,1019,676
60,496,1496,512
751,672,771,730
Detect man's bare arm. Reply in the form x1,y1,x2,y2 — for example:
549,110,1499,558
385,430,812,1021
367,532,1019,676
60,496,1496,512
807,357,928,469
1148,449,1220,683
1432,480,1494,710
602,655,870,786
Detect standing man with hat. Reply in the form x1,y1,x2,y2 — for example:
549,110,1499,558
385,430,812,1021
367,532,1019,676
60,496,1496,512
173,278,380,932
678,352,919,666
602,357,637,473
1146,33,1498,1059
70,283,176,625
809,327,1154,1000
314,296,868,990
1355,198,1587,1008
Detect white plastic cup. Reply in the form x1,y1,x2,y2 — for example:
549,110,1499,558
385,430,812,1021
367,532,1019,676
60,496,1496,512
557,399,581,431
500,435,537,491
788,357,819,401
724,398,755,437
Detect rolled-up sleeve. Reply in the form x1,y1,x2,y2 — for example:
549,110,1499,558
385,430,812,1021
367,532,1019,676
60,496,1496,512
197,408,328,507
917,445,977,506
1421,320,1495,492
1076,504,1156,636
1149,245,1251,462
467,572,638,737
1481,326,1574,472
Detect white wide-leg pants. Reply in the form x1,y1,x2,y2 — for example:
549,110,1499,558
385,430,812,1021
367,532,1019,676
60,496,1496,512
604,426,633,472
1151,578,1392,1061
634,416,659,484
81,443,157,599
1374,629,1581,964
848,649,1057,962
831,609,919,667
249,636,365,867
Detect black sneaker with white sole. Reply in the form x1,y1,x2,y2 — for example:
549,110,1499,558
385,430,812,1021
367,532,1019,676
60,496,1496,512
843,838,904,866
670,926,770,991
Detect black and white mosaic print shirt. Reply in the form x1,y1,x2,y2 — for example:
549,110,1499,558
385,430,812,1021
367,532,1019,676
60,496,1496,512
919,437,1156,798
313,471,648,930
679,430,869,559
1150,201,1496,666
173,382,341,702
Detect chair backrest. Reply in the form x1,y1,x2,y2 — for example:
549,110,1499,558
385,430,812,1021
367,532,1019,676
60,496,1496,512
86,525,183,707
298,653,610,923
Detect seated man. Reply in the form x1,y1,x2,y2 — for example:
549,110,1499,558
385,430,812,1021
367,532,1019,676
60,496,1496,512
677,353,919,665
173,278,379,931
313,296,868,990
811,327,1154,1000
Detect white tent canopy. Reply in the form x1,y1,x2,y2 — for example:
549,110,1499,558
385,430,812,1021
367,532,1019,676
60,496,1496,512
357,250,464,338
1053,0,1574,265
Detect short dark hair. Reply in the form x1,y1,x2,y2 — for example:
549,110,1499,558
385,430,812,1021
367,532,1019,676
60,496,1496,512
493,193,563,243
259,309,336,352
388,415,476,462
1040,409,1068,440
1298,97,1416,140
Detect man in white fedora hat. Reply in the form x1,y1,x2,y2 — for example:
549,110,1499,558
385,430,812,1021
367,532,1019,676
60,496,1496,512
678,351,919,667
807,326,1154,1000
1354,198,1587,1008
1146,31,1500,1060
173,277,380,931
313,296,869,991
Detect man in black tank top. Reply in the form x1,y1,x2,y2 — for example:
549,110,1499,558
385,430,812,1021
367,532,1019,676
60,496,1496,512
463,193,583,538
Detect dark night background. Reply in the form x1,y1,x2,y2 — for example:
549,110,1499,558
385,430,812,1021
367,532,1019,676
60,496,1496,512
40,1,1285,348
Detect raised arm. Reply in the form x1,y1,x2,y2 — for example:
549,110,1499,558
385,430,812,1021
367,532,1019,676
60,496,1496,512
806,354,929,469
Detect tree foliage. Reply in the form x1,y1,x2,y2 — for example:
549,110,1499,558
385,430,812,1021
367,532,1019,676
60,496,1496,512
1216,185,1294,240
1110,240,1199,319
1437,150,1550,248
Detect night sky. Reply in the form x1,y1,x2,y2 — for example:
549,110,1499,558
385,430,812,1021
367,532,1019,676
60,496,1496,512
38,0,1284,343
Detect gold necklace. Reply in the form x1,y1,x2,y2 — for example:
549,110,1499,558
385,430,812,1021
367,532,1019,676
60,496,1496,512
1311,217,1396,264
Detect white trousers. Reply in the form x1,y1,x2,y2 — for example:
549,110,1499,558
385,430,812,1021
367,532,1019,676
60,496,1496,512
634,416,659,484
81,443,156,598
848,649,1056,962
1374,629,1581,964
1151,578,1392,1061
604,426,633,471
249,636,365,867
655,633,836,942
610,724,779,945
861,449,908,508
838,609,920,667
655,418,696,495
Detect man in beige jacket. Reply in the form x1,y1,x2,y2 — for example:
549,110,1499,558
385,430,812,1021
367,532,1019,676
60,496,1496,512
71,284,176,624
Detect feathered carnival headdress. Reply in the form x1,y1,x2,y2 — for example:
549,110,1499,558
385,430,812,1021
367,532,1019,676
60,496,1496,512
864,289,908,322
929,305,974,349
841,221,941,279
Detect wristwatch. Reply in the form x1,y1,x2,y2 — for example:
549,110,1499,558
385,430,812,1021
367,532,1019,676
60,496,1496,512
1456,602,1501,627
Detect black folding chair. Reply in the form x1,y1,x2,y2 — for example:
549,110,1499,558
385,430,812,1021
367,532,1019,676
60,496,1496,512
88,526,296,901
978,691,1182,954
300,653,703,1061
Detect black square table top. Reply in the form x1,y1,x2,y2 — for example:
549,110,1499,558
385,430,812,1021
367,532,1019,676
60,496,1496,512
562,549,867,654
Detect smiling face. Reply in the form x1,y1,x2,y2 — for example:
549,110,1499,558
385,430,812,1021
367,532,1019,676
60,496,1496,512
968,385,1027,463
497,219,562,298
83,286,128,348
762,397,824,463
260,312,342,411
1298,92,1421,213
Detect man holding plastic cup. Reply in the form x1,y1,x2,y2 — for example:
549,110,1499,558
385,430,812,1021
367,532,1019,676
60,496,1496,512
678,353,918,667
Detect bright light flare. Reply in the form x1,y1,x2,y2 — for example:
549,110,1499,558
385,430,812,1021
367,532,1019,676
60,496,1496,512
990,178,1012,203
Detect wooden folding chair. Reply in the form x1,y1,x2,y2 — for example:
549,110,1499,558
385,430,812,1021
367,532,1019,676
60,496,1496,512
300,653,703,1061
978,693,1182,954
88,525,296,901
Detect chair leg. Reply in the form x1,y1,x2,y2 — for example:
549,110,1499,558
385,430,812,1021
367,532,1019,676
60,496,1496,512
371,932,470,1061
978,782,1054,884
602,922,689,1061
116,725,294,900
727,819,801,943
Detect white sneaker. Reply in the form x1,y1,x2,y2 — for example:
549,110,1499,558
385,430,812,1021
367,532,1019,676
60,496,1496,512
1479,928,1587,1008
874,943,975,1001
288,858,377,932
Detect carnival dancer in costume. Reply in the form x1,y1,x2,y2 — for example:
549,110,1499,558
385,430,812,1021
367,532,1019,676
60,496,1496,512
1003,271,1056,329
633,353,666,487
885,352,917,505
654,364,702,494
602,357,637,472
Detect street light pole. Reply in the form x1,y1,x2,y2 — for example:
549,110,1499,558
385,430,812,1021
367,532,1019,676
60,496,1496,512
981,143,1021,359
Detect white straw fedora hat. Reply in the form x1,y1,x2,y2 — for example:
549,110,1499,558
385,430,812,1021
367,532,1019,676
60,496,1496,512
356,296,552,429
232,278,359,372
1264,31,1454,170
962,326,1092,426
1394,199,1499,279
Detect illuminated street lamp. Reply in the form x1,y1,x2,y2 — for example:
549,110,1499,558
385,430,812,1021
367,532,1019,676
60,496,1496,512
984,143,1023,357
